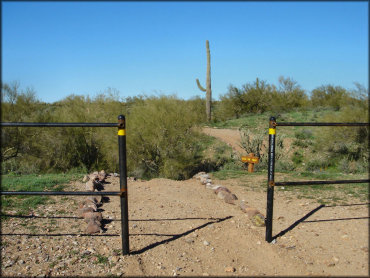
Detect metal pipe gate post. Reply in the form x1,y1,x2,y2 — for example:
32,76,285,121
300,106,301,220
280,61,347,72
118,115,129,255
266,116,276,243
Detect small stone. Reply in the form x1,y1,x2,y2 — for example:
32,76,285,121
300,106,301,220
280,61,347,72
202,273,209,276
203,240,210,246
341,235,349,240
112,256,120,263
256,241,261,245
132,224,138,228
225,266,236,272
18,260,25,265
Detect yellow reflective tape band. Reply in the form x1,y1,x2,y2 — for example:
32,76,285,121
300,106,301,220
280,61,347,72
118,129,126,136
269,128,276,135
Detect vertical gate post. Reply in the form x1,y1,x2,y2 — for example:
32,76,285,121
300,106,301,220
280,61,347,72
118,115,129,255
266,116,276,243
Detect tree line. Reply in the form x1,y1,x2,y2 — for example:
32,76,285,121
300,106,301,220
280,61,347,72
1,77,368,179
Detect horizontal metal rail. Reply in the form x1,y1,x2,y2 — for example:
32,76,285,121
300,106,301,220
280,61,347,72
275,179,370,186
0,122,117,127
276,122,369,127
0,191,121,196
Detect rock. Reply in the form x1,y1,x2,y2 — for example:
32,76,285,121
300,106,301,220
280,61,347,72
205,183,213,189
82,175,90,182
240,200,248,212
203,240,210,246
87,196,99,205
83,211,103,223
217,191,237,204
251,213,265,227
225,266,236,272
85,180,96,192
113,173,119,177
86,220,102,234
211,185,221,190
79,200,97,211
193,172,208,180
214,186,231,194
201,178,212,185
244,207,260,218
78,207,95,217
217,191,229,200
225,193,238,203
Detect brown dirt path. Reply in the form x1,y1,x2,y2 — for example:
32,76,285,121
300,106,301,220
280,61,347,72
1,174,368,276
202,127,245,154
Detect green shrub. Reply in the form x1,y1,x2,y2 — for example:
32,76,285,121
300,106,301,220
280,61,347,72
292,150,304,165
126,95,204,180
294,129,314,140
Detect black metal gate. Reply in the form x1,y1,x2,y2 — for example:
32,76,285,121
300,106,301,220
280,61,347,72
0,115,130,255
265,117,369,242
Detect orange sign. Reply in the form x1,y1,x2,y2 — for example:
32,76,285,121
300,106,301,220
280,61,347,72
241,156,259,163
241,153,259,173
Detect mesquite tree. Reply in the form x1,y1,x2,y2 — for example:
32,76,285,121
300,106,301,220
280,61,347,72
196,40,212,122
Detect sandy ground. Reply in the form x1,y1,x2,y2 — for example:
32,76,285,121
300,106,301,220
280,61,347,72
1,128,368,277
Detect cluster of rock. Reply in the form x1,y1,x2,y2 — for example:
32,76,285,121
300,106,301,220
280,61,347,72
193,172,265,227
78,170,108,234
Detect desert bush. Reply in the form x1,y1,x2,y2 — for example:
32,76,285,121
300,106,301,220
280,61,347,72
313,100,369,170
310,85,351,110
239,126,290,172
126,95,204,180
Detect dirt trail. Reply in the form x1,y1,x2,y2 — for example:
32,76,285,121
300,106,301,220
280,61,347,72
202,127,245,154
1,128,368,276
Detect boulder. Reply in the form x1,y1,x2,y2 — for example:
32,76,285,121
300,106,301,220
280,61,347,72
79,200,97,211
201,178,212,185
82,175,90,182
85,180,96,192
86,219,102,234
83,211,103,223
211,185,222,191
193,172,207,180
224,193,238,205
89,174,99,182
87,196,98,204
239,201,265,227
251,213,265,227
205,183,213,189
214,186,231,194
78,207,95,217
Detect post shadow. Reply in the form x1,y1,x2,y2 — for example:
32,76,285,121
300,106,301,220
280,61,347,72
130,215,233,255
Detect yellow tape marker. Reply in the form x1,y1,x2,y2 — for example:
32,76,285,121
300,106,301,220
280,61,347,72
269,128,276,135
118,129,126,136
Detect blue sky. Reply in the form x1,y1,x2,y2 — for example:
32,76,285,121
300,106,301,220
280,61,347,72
2,1,368,103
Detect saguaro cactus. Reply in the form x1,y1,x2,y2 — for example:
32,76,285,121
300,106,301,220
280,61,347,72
196,40,212,122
